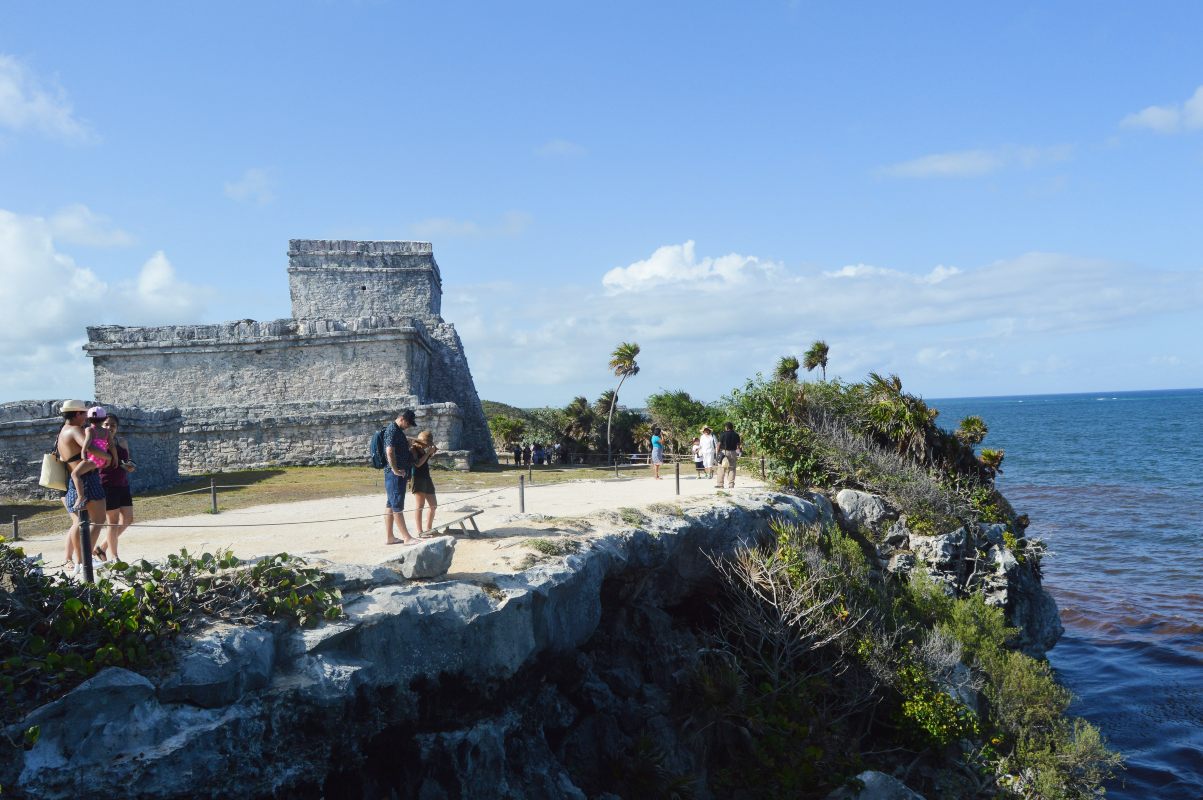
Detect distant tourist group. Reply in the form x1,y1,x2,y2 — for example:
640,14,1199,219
510,442,565,466
54,401,137,576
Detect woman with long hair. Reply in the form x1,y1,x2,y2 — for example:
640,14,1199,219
96,413,136,562
410,431,439,535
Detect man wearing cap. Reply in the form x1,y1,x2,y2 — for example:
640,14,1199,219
56,400,110,573
383,409,418,545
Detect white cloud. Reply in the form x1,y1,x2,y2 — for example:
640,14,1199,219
0,208,211,400
1121,85,1203,134
444,241,1203,406
223,167,275,205
880,145,1072,178
536,138,587,158
602,240,782,293
0,54,92,142
49,204,134,247
408,210,532,239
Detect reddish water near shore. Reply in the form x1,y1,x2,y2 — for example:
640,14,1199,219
934,389,1203,798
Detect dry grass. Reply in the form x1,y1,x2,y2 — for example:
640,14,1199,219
1,462,636,541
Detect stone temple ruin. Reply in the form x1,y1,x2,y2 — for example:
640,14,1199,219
0,240,495,498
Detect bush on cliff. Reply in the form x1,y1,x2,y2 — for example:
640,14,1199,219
0,540,342,726
690,517,1121,798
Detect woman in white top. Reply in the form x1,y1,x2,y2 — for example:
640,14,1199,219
698,426,718,479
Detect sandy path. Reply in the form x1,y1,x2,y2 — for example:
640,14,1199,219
19,471,766,579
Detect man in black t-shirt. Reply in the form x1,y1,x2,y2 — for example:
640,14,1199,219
384,409,417,545
714,421,741,489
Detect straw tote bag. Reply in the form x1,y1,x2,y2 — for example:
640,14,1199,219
39,441,67,491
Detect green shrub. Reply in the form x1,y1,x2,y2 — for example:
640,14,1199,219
896,659,980,746
0,541,342,724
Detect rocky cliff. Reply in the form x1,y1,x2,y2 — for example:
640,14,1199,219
3,488,1060,799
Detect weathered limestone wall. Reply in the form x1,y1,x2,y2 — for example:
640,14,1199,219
287,240,442,320
87,318,433,410
176,399,463,474
422,320,496,465
0,401,182,500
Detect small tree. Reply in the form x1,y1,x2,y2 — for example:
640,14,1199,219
774,355,800,382
606,342,640,464
803,340,829,380
488,415,524,450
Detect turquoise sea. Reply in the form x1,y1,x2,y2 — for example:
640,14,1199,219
933,388,1203,798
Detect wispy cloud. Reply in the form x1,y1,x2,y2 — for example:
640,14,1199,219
880,145,1072,178
1120,85,1203,134
223,167,275,205
408,210,532,239
536,138,587,158
49,204,134,247
0,54,92,143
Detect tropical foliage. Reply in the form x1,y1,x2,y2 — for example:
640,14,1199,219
0,541,342,724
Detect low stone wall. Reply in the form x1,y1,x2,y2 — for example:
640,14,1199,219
176,399,467,474
0,401,182,500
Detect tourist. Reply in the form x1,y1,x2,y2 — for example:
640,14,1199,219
96,413,136,563
522,443,531,466
512,443,522,465
650,426,665,480
410,431,439,535
699,426,717,479
383,409,417,545
56,400,109,574
714,422,741,489
68,406,113,512
691,437,705,478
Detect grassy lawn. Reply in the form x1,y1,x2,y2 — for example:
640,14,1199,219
1,461,652,540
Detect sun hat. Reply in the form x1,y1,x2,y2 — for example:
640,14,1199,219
86,406,107,419
61,400,88,413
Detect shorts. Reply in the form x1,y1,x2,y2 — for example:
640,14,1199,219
66,471,106,511
384,469,408,512
105,484,134,509
651,447,665,465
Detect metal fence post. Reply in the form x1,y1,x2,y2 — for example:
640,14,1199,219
79,509,94,583
210,477,218,514
761,455,766,479
518,474,525,513
675,460,680,495
11,515,18,542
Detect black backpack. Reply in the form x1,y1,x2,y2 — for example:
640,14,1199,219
370,424,391,469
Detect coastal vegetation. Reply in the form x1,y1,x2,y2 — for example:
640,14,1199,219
701,370,1122,798
0,541,342,726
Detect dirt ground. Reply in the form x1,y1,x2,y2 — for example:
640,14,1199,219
17,470,767,579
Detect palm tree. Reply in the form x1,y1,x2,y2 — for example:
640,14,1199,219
594,390,617,419
774,355,800,382
562,396,596,449
803,340,829,380
606,342,641,464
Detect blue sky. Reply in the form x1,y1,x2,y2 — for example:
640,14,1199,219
2,1,1201,409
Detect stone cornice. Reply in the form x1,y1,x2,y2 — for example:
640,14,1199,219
85,317,435,356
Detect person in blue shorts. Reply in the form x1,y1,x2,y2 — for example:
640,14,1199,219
383,409,417,545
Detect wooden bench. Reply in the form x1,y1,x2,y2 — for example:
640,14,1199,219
422,509,484,538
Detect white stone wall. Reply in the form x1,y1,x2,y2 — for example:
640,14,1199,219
176,399,465,474
287,239,442,319
88,319,432,410
0,401,182,500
